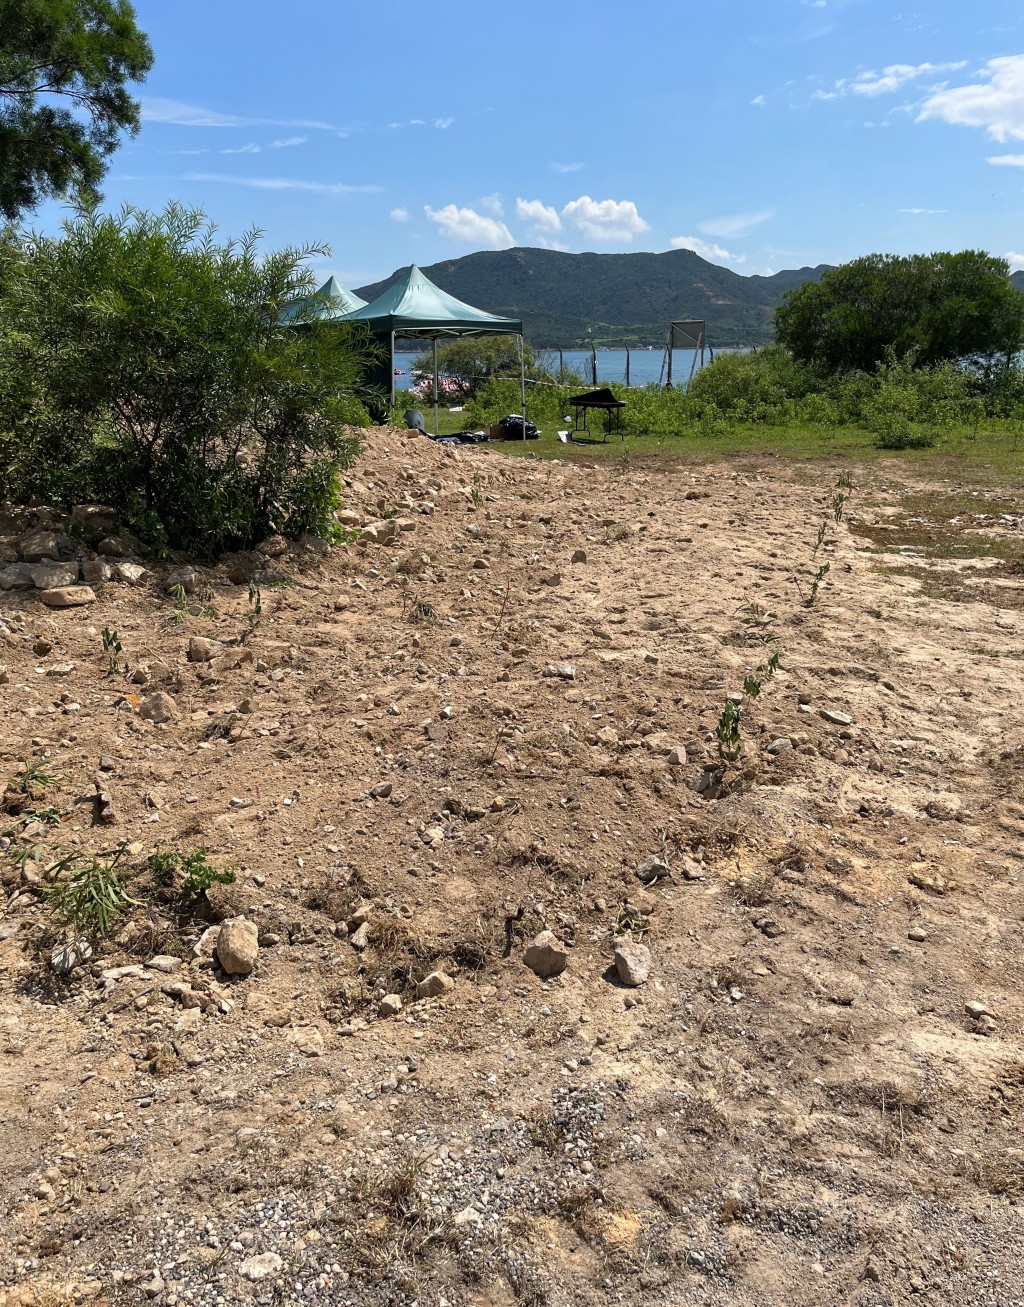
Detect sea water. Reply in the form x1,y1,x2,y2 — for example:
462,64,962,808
392,348,721,390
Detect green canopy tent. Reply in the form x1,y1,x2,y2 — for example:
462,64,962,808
344,264,526,436
278,275,368,326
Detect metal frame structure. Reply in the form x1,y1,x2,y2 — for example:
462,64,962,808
661,319,708,389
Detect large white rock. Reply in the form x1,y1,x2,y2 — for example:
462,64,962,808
216,918,259,976
39,585,96,608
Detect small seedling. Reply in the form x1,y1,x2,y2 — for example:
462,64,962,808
813,520,829,557
148,847,235,900
836,471,854,491
743,673,763,698
411,599,437,624
736,602,778,645
167,583,217,622
9,759,59,795
807,561,831,606
168,583,189,622
470,473,483,507
245,581,262,637
101,626,125,676
715,701,743,763
832,491,848,524
41,847,140,938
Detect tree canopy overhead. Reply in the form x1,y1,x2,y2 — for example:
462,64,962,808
774,251,1024,373
0,0,153,221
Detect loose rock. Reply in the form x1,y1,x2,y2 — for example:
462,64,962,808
524,930,568,979
39,585,96,608
80,559,112,585
188,636,224,663
165,565,198,594
613,936,651,986
71,504,118,534
138,691,178,723
216,918,260,976
239,1252,283,1281
19,530,59,563
30,562,79,590
416,971,454,999
635,857,671,885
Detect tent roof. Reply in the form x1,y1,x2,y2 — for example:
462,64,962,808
280,275,367,325
344,264,523,337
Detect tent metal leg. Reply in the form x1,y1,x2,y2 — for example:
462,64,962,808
520,335,526,440
390,332,395,413
433,337,439,437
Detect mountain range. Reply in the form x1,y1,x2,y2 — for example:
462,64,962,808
355,247,831,348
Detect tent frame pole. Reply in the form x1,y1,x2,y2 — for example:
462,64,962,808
390,332,395,413
432,336,439,437
520,334,526,441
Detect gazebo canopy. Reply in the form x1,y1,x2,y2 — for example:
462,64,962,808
279,275,367,325
344,264,523,338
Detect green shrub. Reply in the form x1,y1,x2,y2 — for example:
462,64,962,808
0,204,376,558
686,346,817,423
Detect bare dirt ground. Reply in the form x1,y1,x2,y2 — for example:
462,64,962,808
1,427,1022,1307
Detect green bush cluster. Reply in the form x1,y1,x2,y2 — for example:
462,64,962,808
0,204,377,557
463,346,1009,449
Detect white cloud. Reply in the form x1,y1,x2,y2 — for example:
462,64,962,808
479,192,504,216
898,206,946,213
561,195,649,241
434,117,454,129
802,0,827,7
142,97,339,131
670,235,746,265
270,136,307,148
1006,251,1024,271
919,56,1024,141
143,97,252,128
550,161,583,173
424,204,515,248
851,61,966,97
186,173,381,194
535,237,570,252
220,143,261,155
698,209,773,238
515,197,562,231
390,207,409,222
751,94,766,107
988,153,1024,165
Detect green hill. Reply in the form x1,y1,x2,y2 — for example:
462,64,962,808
355,247,830,348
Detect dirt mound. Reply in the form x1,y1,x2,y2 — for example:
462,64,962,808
1,427,1023,1306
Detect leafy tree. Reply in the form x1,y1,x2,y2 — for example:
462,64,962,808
411,334,532,396
0,0,153,221
775,252,1024,373
0,203,376,556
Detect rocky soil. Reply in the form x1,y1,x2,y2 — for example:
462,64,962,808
0,428,1022,1307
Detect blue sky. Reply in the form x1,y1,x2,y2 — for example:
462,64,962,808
35,0,1024,284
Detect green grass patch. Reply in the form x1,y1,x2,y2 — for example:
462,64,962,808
478,419,1024,482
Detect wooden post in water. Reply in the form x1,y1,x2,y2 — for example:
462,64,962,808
625,346,630,388
591,346,597,386
558,348,563,378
